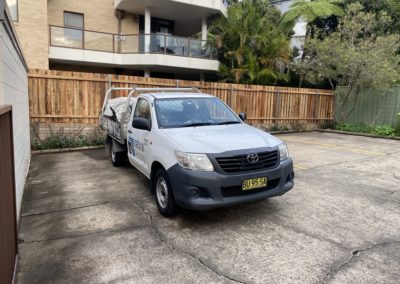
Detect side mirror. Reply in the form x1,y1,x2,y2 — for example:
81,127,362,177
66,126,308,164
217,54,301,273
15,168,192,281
132,117,151,131
239,112,247,122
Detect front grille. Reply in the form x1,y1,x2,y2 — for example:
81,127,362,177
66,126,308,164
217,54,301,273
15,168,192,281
221,178,281,197
215,150,279,173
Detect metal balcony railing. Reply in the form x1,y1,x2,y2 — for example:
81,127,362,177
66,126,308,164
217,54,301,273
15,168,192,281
49,25,217,60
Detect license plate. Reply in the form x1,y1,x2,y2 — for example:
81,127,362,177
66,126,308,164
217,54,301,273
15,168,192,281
242,177,268,191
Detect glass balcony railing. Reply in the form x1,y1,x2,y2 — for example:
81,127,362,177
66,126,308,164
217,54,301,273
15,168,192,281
49,25,217,60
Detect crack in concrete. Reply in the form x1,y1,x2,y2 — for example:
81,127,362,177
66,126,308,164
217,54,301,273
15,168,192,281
19,225,153,244
21,198,136,217
274,218,351,251
20,199,245,283
391,172,400,180
321,241,400,283
132,201,247,284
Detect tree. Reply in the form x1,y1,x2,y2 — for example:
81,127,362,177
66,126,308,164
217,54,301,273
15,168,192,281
345,0,400,33
306,0,400,36
281,0,345,87
208,0,290,85
281,0,344,28
296,3,400,121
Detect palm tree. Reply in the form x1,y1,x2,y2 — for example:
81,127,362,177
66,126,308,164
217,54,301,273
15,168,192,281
209,0,290,85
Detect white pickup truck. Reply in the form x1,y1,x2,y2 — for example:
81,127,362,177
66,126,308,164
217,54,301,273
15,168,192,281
100,87,294,217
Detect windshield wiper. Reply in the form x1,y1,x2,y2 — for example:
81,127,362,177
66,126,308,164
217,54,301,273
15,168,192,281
181,122,213,128
213,121,241,125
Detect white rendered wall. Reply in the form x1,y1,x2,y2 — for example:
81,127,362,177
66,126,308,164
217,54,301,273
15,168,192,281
0,24,30,219
49,46,220,72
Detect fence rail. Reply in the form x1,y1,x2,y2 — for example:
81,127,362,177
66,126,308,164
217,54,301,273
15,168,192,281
28,69,335,127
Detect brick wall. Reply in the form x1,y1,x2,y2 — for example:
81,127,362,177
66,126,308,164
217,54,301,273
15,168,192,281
13,0,48,69
121,13,139,34
14,0,139,70
47,0,138,34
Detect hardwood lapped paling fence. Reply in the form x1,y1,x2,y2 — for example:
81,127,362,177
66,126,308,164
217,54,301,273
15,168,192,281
28,69,335,127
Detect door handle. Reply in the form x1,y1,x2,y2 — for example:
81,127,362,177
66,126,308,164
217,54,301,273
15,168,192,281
128,130,132,134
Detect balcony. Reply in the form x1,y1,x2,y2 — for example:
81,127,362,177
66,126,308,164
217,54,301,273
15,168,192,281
114,0,226,36
115,0,226,11
48,26,219,73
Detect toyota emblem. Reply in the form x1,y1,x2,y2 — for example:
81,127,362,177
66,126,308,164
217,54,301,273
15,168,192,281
247,153,259,163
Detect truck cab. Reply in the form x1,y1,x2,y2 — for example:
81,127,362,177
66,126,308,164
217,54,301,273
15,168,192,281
101,88,294,217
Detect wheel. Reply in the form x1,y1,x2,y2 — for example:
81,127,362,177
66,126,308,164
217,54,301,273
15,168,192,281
110,139,125,167
153,169,180,217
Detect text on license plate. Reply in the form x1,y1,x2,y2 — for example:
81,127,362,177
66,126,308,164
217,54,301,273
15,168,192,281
242,177,268,191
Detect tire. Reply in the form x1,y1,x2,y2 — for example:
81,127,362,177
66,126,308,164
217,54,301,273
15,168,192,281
153,168,180,217
110,139,125,167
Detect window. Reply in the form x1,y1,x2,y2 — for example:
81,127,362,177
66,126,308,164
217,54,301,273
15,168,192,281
134,99,151,121
155,98,240,128
64,12,84,43
139,16,174,34
6,0,18,21
64,11,84,29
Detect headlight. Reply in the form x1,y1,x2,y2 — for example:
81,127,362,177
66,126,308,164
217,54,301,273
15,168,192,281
175,151,214,171
279,143,289,161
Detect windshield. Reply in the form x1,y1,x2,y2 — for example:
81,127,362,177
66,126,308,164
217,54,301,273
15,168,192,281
154,97,241,128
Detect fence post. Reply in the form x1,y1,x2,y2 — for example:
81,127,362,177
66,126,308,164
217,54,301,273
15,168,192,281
107,74,112,90
230,84,234,108
313,90,320,125
176,80,179,88
275,88,280,125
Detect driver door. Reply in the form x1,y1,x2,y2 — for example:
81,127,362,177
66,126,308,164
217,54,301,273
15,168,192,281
127,98,152,176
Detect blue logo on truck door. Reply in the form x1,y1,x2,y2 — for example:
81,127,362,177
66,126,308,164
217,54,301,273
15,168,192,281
128,137,145,157
128,137,135,156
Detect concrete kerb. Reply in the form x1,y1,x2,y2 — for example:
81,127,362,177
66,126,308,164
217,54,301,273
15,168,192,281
31,145,106,155
268,130,314,135
268,129,400,140
316,129,400,141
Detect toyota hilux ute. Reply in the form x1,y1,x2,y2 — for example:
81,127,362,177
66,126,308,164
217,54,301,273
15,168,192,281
100,87,294,217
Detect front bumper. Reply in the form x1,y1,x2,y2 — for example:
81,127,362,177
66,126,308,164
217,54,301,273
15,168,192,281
167,158,294,210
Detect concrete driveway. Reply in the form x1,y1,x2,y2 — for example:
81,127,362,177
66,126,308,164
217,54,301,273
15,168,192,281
16,132,400,284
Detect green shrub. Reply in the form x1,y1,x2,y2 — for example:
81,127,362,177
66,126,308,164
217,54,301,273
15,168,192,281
336,123,372,134
371,125,396,137
289,122,307,132
269,124,281,132
31,125,105,150
269,124,290,132
336,123,397,137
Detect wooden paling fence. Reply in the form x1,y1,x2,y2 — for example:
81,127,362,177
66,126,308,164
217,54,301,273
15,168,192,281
29,69,335,126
